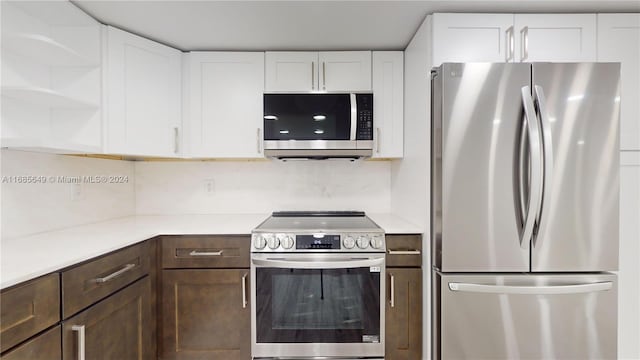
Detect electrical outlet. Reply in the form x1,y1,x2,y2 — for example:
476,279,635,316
204,179,215,196
70,183,82,201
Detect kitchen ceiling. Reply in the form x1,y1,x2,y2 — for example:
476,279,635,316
73,0,640,51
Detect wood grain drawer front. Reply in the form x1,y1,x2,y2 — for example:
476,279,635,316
162,236,250,269
62,241,150,319
0,326,61,360
62,277,153,360
0,274,60,353
386,235,422,267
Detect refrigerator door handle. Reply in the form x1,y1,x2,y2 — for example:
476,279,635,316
533,85,554,248
448,281,613,295
520,86,543,249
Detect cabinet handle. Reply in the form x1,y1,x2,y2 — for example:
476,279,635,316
311,62,315,90
376,128,381,154
388,249,421,255
189,250,223,256
505,26,515,62
256,128,262,154
72,325,85,360
242,273,248,308
94,263,136,283
173,127,179,154
389,273,395,308
322,62,326,90
520,26,529,62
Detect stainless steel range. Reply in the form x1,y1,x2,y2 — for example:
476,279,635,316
251,211,385,360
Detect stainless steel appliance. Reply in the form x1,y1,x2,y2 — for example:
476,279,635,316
431,63,620,359
263,93,373,159
251,211,385,359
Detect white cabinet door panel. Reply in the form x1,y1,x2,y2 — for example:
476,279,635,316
514,14,596,62
265,52,317,92
432,13,514,65
598,14,640,151
186,52,264,158
105,26,181,157
372,51,403,158
318,51,372,91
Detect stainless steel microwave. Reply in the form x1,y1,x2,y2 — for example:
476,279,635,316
263,93,373,160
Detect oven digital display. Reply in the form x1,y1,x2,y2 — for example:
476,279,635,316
296,234,341,249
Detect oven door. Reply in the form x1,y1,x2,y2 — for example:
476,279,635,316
251,253,385,359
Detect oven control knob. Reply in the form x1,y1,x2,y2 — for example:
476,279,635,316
253,234,267,249
356,235,370,249
279,234,294,249
370,235,384,249
267,234,280,249
343,235,356,249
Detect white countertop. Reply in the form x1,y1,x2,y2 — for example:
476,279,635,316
0,213,422,290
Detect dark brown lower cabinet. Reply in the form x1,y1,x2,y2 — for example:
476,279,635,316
160,269,250,360
386,268,422,360
62,276,153,360
0,326,61,360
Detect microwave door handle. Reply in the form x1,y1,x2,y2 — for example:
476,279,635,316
252,257,383,269
350,93,357,140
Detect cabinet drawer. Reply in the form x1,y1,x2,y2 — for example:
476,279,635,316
386,235,422,267
62,241,150,319
0,326,61,360
162,235,250,269
0,274,60,353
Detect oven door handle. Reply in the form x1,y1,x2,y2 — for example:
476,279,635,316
251,257,384,269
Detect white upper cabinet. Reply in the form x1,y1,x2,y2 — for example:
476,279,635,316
0,1,102,153
265,51,371,92
185,52,264,158
318,51,372,92
265,52,318,92
104,26,182,157
514,14,596,62
372,51,403,158
432,14,515,65
598,14,640,151
432,13,596,65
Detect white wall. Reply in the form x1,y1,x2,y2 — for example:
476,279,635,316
390,15,432,360
135,160,391,215
0,149,135,238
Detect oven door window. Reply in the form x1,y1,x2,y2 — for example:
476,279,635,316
255,267,380,343
263,94,351,140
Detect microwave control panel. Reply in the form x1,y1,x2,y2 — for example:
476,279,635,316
356,94,374,140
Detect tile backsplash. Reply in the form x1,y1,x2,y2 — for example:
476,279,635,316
1,150,135,238
135,160,391,215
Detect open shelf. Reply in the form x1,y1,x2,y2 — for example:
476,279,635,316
1,138,102,154
1,86,99,109
1,33,99,67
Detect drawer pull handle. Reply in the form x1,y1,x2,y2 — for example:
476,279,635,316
389,273,395,308
242,273,248,308
94,263,136,283
189,250,223,256
72,325,85,360
387,249,421,255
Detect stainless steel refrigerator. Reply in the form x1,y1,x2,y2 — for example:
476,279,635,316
431,63,620,359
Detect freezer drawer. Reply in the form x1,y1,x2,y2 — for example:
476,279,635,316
434,273,617,359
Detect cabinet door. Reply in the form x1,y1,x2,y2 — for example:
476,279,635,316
1,326,61,360
619,152,640,359
105,26,182,157
318,51,372,91
185,52,264,158
372,51,403,158
386,268,422,360
265,52,318,92
432,13,515,65
161,269,250,360
598,14,640,151
514,14,596,62
62,277,153,360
